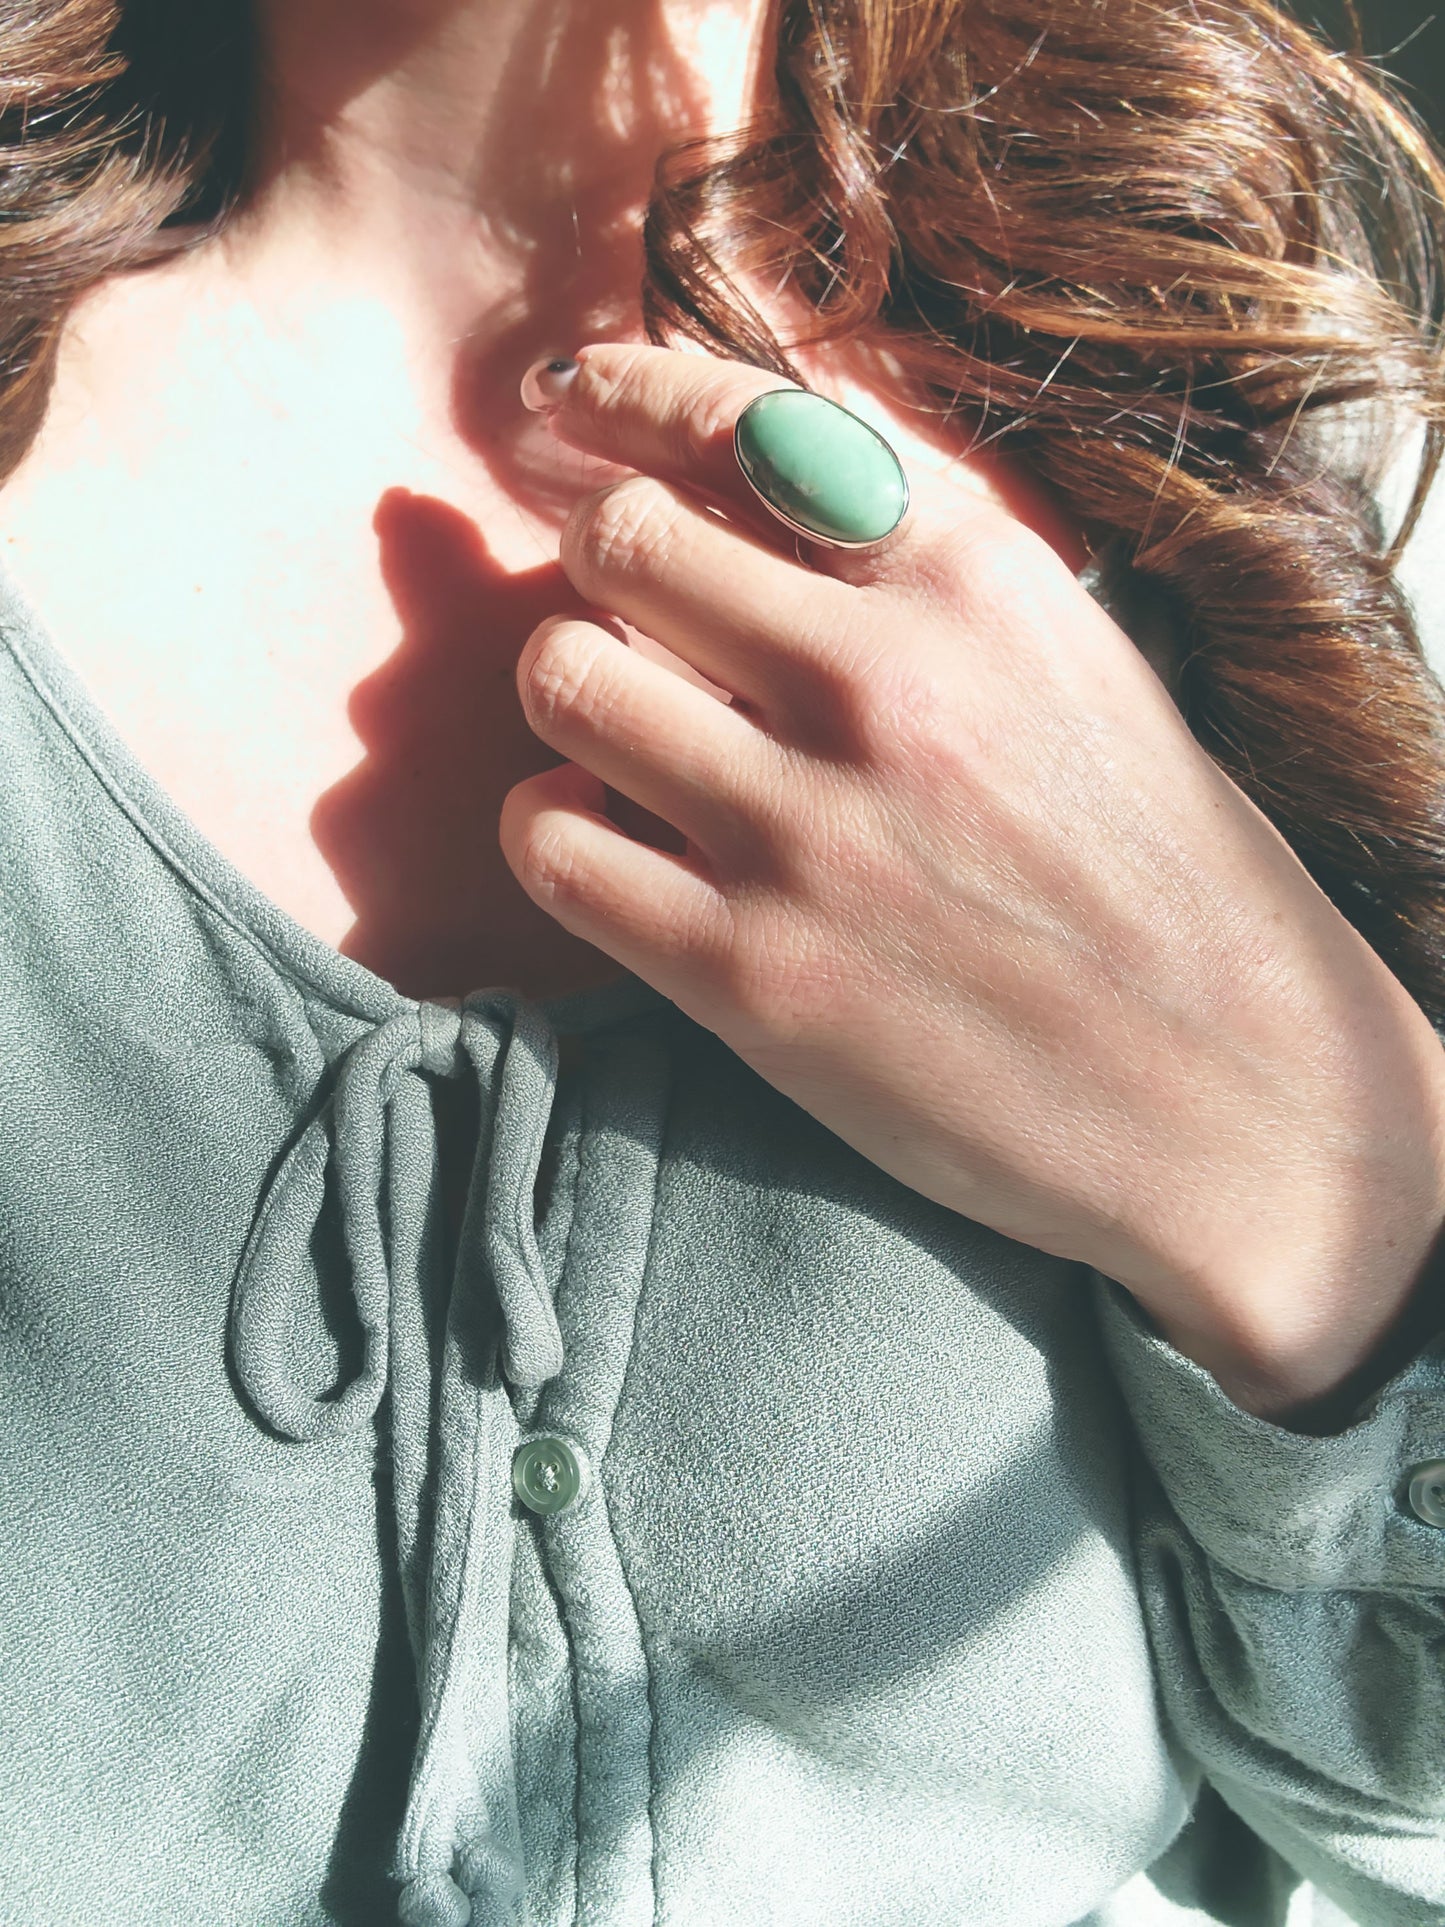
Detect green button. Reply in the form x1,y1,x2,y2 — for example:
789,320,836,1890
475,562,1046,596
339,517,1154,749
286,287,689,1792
734,388,909,547
1406,1459,1445,1529
512,1435,588,1517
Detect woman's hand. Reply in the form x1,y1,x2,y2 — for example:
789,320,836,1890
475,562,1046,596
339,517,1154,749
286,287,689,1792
500,340,1445,1418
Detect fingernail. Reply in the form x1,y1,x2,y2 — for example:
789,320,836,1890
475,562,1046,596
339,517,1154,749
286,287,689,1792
520,356,580,412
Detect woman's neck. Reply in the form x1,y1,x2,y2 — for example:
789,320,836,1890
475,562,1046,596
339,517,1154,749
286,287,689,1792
8,0,1084,598
233,0,776,316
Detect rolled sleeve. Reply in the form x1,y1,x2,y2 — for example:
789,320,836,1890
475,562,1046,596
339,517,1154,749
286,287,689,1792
1090,1268,1445,1923
1089,1268,1445,1590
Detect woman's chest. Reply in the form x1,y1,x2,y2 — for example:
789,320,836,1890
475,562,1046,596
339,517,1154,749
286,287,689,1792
0,476,635,1006
0,323,1080,1005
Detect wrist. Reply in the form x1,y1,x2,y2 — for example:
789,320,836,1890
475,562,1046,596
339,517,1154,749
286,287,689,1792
1128,1198,1445,1433
1111,974,1445,1430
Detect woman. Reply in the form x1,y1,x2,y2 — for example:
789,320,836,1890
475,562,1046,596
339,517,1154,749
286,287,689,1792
0,0,1443,1921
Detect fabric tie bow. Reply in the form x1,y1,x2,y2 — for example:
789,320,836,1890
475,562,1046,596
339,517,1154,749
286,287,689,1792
228,989,565,1442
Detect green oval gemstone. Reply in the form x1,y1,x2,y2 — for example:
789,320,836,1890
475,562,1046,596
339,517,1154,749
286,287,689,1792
734,388,909,546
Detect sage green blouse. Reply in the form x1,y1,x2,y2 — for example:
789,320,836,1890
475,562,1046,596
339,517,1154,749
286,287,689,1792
0,534,1442,1927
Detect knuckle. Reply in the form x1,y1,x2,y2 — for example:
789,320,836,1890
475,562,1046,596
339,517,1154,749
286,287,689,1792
712,919,800,1030
817,649,945,767
573,345,654,429
503,788,592,903
514,818,583,899
578,343,755,470
762,622,893,761
574,343,776,480
719,917,855,1047
566,474,677,586
903,504,1048,621
963,519,1054,611
828,670,901,765
838,656,990,804
672,382,746,471
519,620,607,730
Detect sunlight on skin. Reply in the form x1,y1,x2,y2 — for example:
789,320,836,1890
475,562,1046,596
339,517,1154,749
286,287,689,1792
0,0,1092,1010
0,0,1439,1413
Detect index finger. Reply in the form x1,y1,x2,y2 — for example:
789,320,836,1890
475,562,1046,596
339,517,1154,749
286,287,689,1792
534,340,963,586
535,341,810,543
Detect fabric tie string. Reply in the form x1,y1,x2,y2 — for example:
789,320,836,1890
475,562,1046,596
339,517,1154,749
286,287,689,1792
227,989,572,1922
227,989,565,1447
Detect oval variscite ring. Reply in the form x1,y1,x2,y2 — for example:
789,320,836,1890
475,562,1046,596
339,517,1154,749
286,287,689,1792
733,387,910,551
